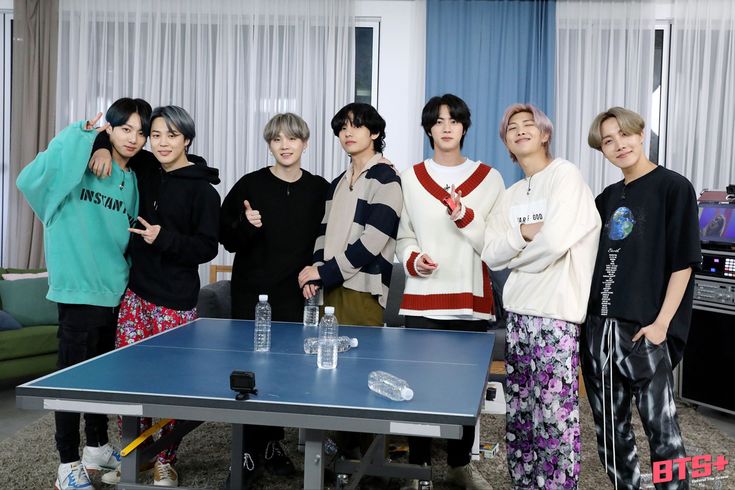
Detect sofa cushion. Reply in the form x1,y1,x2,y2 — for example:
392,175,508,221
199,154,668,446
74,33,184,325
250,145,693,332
2,271,49,280
0,324,58,361
384,262,406,327
0,277,58,326
0,267,47,275
197,280,232,318
0,310,23,331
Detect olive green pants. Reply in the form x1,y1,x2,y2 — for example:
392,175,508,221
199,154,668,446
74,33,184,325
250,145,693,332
322,286,384,327
322,286,385,456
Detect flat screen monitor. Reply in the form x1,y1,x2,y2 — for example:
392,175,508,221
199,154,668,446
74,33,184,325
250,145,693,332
698,203,735,246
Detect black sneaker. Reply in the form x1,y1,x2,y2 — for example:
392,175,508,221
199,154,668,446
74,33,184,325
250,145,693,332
263,440,295,476
223,452,261,490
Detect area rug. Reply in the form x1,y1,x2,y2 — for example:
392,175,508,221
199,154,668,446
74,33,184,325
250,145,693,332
1,400,733,489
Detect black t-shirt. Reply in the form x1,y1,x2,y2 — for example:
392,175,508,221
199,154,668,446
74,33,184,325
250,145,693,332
588,166,701,366
220,167,328,322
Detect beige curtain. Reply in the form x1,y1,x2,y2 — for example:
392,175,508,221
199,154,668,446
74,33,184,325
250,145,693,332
6,0,58,268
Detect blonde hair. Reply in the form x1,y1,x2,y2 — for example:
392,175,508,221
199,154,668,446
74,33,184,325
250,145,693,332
588,107,645,151
263,113,310,142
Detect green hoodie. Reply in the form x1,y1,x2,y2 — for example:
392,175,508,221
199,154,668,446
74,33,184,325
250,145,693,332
16,121,139,306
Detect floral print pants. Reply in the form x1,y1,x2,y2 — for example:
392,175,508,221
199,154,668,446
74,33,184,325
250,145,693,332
505,312,581,489
116,288,198,464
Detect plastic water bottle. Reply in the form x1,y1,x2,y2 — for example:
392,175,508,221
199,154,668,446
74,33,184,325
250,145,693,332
254,294,271,352
303,295,319,327
368,371,414,401
317,306,338,369
304,336,358,354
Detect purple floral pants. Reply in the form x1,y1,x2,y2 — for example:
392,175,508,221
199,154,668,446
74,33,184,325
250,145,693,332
505,312,581,489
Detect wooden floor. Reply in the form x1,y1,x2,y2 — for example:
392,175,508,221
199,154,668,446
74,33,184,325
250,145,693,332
490,361,588,397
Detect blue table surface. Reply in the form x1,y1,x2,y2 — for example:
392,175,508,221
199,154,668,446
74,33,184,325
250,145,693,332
21,318,495,419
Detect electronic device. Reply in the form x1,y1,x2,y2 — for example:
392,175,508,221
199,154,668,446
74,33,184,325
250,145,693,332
697,190,735,250
230,370,257,400
680,247,735,414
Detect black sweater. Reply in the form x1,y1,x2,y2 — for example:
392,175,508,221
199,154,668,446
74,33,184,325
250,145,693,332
92,133,221,310
220,167,328,322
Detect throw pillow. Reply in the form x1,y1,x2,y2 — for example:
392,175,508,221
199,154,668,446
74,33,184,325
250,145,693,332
0,278,58,326
0,310,23,331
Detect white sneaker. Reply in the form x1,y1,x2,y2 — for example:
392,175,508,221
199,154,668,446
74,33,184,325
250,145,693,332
97,459,155,485
54,461,94,490
445,463,492,490
153,461,179,487
82,443,121,475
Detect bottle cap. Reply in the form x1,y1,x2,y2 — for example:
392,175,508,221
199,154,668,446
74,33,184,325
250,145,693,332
401,387,414,401
324,306,335,315
350,338,358,347
259,294,268,301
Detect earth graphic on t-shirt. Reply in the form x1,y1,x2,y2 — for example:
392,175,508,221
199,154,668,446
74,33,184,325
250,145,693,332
608,206,636,240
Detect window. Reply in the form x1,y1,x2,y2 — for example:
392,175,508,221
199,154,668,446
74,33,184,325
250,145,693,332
1,11,12,265
650,24,671,165
355,18,379,107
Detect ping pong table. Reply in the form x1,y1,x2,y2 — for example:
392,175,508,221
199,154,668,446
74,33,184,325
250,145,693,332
16,318,495,489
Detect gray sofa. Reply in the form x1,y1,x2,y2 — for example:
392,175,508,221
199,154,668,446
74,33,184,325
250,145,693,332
197,279,232,319
196,263,508,367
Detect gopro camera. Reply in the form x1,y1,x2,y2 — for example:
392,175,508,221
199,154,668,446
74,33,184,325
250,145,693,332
230,370,257,400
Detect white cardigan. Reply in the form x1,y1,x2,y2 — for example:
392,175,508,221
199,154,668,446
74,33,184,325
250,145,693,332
397,160,505,320
482,158,601,324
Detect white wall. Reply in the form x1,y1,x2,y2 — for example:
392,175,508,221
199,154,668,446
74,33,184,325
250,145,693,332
0,1,11,10
356,0,426,172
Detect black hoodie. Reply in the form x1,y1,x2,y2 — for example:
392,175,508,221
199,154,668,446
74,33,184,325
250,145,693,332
128,150,220,310
92,133,220,310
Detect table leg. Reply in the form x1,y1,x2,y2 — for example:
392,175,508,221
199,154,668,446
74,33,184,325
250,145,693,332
302,428,325,490
120,416,141,483
230,424,245,489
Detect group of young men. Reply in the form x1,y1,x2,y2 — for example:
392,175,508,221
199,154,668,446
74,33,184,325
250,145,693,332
17,93,699,490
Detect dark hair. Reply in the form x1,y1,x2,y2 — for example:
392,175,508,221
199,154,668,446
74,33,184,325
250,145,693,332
421,94,472,149
105,98,152,136
150,105,196,152
330,103,386,153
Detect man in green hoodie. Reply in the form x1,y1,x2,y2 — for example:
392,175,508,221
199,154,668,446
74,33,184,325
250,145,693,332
16,98,150,490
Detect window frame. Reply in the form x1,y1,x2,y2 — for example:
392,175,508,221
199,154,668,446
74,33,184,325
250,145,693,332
651,22,671,167
355,17,380,109
1,11,13,266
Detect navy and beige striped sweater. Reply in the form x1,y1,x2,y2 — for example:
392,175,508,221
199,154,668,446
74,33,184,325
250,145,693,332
313,154,403,308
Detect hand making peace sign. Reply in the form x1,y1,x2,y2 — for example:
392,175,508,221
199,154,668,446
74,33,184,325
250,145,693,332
129,217,161,245
84,112,111,133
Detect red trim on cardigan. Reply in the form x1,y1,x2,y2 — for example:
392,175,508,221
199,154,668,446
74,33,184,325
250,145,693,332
400,267,495,315
454,207,475,229
412,162,492,203
406,251,420,277
457,164,491,196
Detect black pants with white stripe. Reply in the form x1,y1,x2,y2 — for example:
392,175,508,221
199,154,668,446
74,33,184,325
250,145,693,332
581,315,688,490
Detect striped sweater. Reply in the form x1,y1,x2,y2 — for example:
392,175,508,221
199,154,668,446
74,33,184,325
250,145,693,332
313,153,403,308
397,160,505,319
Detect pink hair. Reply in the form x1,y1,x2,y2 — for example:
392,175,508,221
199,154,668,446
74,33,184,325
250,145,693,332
498,103,554,162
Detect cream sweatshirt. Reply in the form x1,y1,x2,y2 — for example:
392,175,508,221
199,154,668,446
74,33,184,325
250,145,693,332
481,158,601,324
